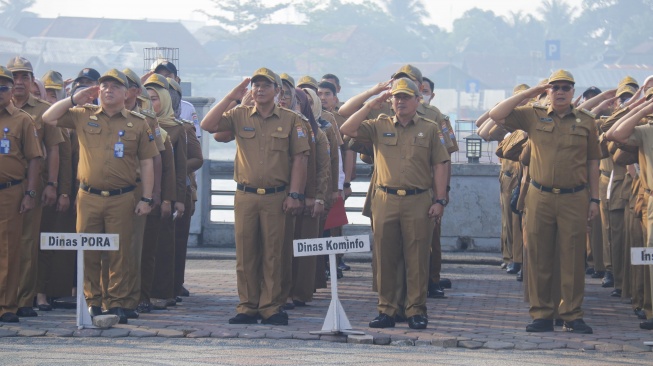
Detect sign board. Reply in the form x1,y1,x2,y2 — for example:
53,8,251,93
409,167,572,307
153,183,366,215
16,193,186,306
631,247,653,265
545,40,561,61
293,235,370,257
40,233,119,251
465,79,480,94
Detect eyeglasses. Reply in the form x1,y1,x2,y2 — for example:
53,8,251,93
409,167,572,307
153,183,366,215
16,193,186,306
551,85,573,92
0,85,12,93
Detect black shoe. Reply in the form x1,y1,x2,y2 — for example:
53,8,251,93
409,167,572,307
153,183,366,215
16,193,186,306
526,318,554,332
507,262,521,274
336,268,344,279
369,313,395,328
439,278,452,289
554,318,564,327
591,270,605,279
585,267,595,275
88,306,102,317
408,314,428,329
228,313,258,324
394,314,407,323
137,302,152,314
106,307,128,324
500,263,508,270
123,309,139,319
261,312,289,326
610,289,622,297
282,302,295,310
563,318,593,334
635,308,647,320
175,296,182,303
516,269,523,282
601,272,614,288
0,312,19,323
37,303,53,311
292,300,307,307
640,319,653,330
337,259,351,271
16,307,37,317
180,286,190,297
505,262,515,273
427,282,445,298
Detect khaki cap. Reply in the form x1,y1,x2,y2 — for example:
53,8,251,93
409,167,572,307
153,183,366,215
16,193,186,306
98,69,129,87
143,73,169,89
6,56,33,73
42,70,64,90
616,84,637,98
0,65,14,83
138,87,150,102
618,76,638,89
513,84,529,95
297,75,318,90
548,69,574,84
280,73,295,88
122,68,142,88
251,68,277,84
167,77,181,93
391,77,420,97
392,64,423,84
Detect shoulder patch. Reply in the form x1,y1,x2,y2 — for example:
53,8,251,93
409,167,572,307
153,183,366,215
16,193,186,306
139,109,156,118
532,104,547,110
130,110,146,119
83,103,100,110
579,108,595,118
173,118,184,125
181,118,193,124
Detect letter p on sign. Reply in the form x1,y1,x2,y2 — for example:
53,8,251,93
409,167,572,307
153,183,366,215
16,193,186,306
545,40,561,61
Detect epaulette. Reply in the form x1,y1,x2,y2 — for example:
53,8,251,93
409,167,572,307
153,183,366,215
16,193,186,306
286,107,309,122
532,103,547,110
377,113,392,120
173,118,184,125
83,103,100,110
130,110,146,119
139,109,156,119
443,115,450,121
579,108,596,118
180,118,193,124
35,97,51,106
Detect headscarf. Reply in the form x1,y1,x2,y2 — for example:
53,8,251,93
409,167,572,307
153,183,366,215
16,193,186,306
146,85,177,128
302,88,322,120
33,79,47,100
169,88,182,119
294,88,319,138
282,79,297,112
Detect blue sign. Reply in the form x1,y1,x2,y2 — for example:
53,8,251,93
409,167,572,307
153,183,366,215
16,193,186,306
545,40,561,61
466,79,480,94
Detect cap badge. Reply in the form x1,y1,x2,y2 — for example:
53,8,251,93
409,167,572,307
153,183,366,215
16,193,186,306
127,122,133,127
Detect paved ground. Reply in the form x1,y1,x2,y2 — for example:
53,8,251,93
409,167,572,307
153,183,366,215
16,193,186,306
0,249,651,355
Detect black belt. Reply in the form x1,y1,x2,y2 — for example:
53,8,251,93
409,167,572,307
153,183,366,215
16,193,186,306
80,183,135,197
502,171,514,178
377,186,427,196
600,171,611,177
531,180,585,194
236,184,286,195
0,179,22,190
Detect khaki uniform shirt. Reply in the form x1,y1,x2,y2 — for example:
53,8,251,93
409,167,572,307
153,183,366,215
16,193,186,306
160,136,176,203
0,104,42,181
57,106,159,190
160,122,187,202
138,107,165,153
356,114,450,190
504,104,602,188
216,105,310,188
627,116,653,189
315,128,331,201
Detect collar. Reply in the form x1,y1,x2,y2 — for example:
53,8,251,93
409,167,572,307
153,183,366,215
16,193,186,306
416,103,427,116
249,104,280,118
25,93,39,107
546,104,576,118
393,114,416,127
98,107,129,119
2,102,18,115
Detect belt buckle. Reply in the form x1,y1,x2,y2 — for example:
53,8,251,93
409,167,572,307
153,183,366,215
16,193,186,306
101,190,110,197
6,182,11,187
256,188,266,195
552,188,561,194
397,189,407,196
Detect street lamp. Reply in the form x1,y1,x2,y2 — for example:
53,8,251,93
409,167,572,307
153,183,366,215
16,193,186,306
465,134,483,163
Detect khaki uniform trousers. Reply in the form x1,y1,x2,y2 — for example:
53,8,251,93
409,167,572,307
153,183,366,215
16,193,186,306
0,184,25,316
139,211,162,304
77,190,136,309
173,188,193,297
151,214,175,300
608,176,628,291
644,196,653,319
429,222,442,284
599,174,612,272
372,190,433,318
279,210,296,305
623,180,643,306
500,172,518,264
38,203,76,297
17,179,44,308
290,214,320,302
525,187,587,321
587,211,604,272
234,190,288,319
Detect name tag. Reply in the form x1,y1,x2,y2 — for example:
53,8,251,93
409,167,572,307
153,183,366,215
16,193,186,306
243,127,255,131
539,117,553,123
114,142,124,158
383,132,396,137
88,122,99,127
0,138,9,154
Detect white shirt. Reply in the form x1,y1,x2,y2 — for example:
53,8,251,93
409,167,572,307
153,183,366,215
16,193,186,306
180,100,201,138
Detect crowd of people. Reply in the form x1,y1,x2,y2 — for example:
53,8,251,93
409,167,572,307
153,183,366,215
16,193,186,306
2,56,652,335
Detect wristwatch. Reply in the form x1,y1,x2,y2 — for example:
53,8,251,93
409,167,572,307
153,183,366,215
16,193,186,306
140,196,154,205
590,198,600,204
315,199,324,205
288,192,300,200
298,193,305,201
47,181,58,188
433,198,448,207
61,194,69,198
343,182,351,189
25,190,36,198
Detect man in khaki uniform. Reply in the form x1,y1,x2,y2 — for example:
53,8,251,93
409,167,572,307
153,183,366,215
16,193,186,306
490,70,601,334
341,78,450,330
6,57,65,318
0,66,43,323
201,68,309,326
43,69,158,324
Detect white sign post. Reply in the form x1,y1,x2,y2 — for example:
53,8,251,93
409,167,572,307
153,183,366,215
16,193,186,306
293,234,370,336
630,247,653,346
40,232,119,329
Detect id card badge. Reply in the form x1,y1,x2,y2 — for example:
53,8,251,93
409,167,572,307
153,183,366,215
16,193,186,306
114,142,124,158
0,127,9,154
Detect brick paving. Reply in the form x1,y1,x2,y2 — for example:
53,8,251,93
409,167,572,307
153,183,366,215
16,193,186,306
0,250,651,353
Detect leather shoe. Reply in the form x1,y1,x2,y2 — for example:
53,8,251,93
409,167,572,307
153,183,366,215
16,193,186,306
634,308,647,320
180,286,190,297
88,306,102,317
175,296,182,303
601,271,614,288
228,313,258,324
292,300,307,307
640,319,653,330
499,262,508,270
585,267,595,275
261,312,288,326
591,270,605,279
0,312,19,323
282,302,295,310
516,269,523,282
507,262,521,274
439,278,452,289
123,309,139,319
106,307,128,324
165,298,177,307
610,289,622,297
369,313,395,328
563,318,593,334
37,303,53,311
16,307,37,317
526,318,554,332
394,314,407,323
408,314,428,329
554,318,564,327
337,258,351,271
428,282,445,298
137,302,152,314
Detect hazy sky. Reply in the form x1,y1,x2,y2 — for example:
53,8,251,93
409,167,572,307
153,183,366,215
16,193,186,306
31,0,584,31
